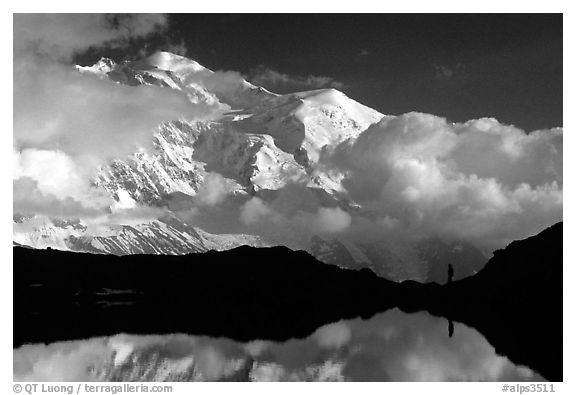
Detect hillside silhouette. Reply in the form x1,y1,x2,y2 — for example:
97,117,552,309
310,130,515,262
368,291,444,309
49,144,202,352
13,222,562,381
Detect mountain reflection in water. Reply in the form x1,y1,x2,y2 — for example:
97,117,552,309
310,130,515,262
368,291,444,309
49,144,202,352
14,309,542,382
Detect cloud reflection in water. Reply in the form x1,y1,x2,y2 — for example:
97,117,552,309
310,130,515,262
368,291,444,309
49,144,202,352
14,309,542,382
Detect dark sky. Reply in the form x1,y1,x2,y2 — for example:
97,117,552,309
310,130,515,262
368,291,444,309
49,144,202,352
78,14,562,131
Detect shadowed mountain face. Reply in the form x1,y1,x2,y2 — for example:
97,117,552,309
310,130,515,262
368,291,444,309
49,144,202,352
13,222,562,381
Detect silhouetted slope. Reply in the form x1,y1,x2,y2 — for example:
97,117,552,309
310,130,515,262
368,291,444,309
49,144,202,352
13,223,562,380
430,222,563,381
14,246,400,345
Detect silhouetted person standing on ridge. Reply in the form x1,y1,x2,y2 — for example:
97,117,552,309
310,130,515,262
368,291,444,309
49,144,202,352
447,264,454,284
446,264,455,338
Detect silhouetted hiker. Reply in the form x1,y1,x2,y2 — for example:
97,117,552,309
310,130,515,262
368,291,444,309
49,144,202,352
446,264,455,338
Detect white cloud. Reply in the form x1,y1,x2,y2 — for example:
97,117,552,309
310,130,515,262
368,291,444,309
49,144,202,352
249,66,346,91
13,178,106,219
321,112,562,249
194,173,231,207
14,60,215,164
240,197,278,226
301,207,352,234
238,190,352,248
14,149,90,202
314,321,351,348
13,149,113,217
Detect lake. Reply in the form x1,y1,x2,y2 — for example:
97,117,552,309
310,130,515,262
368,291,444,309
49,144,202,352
13,309,543,382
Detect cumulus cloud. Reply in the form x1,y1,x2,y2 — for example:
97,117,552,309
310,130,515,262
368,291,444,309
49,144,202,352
14,62,209,164
238,185,352,248
307,207,352,234
13,178,106,218
320,112,562,250
13,149,113,217
13,147,169,226
314,321,351,348
240,197,278,226
249,65,346,91
229,110,561,253
15,149,95,203
194,172,231,207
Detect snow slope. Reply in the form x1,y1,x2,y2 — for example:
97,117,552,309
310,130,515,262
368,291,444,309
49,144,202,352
14,214,264,256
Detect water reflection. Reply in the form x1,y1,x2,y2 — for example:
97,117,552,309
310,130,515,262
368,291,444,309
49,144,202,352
13,309,543,382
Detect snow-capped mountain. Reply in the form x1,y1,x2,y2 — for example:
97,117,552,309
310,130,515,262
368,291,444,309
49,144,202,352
88,52,383,205
14,51,486,281
13,214,265,255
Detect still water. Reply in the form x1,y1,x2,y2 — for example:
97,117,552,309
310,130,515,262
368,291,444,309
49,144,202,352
14,309,542,381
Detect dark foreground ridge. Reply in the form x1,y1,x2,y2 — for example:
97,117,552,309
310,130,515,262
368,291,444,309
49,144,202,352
14,222,562,381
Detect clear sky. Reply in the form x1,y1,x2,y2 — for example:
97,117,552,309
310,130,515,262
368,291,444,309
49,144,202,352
77,14,562,131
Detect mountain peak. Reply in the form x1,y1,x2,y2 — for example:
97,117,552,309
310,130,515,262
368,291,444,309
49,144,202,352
76,57,116,75
292,88,382,124
143,51,208,73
